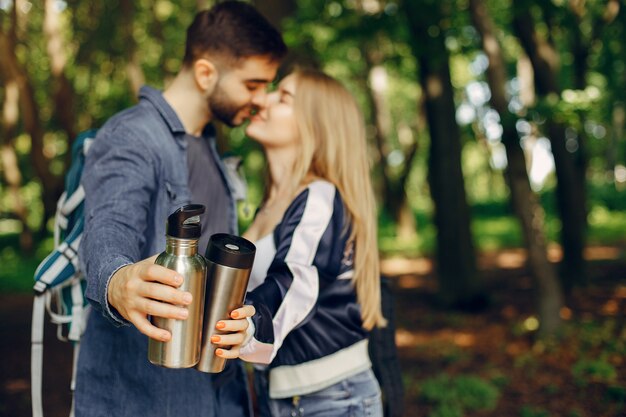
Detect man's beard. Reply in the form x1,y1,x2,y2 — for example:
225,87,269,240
208,84,245,127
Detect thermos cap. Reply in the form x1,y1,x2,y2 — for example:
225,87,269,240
167,204,205,239
205,233,256,269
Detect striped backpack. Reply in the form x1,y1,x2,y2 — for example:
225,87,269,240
31,129,97,417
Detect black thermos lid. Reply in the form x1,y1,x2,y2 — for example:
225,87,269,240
167,204,205,239
205,233,256,270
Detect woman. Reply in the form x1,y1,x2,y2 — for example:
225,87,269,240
218,69,386,417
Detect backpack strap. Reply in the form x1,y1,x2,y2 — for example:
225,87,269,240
54,191,67,246
31,294,46,417
68,276,89,341
369,277,405,417
69,342,80,417
34,219,83,293
56,185,85,233
31,129,96,417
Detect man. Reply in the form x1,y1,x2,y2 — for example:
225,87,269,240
76,3,287,416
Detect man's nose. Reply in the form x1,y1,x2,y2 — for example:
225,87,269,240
251,89,268,110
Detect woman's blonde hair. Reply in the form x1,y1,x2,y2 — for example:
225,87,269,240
288,69,386,330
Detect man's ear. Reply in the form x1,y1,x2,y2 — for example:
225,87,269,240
193,58,219,94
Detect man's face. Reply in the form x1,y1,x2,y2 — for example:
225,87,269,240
209,56,279,127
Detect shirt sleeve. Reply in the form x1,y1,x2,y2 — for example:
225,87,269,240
239,182,337,364
79,124,159,326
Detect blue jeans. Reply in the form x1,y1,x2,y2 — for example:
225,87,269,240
256,369,383,417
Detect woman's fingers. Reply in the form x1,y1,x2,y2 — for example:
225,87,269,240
216,317,249,332
210,333,245,347
215,346,241,359
230,304,255,319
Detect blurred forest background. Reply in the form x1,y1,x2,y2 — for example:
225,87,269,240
1,0,626,416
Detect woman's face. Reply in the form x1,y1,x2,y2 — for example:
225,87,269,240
245,74,299,149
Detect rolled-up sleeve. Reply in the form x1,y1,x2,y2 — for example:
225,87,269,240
79,125,158,325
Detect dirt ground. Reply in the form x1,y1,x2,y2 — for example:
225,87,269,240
2,247,626,417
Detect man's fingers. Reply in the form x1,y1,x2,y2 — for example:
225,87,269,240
139,281,192,307
130,313,171,342
140,263,184,288
139,297,189,320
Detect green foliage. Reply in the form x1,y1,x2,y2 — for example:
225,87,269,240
606,385,626,404
414,341,471,367
512,351,539,374
486,370,510,390
566,409,584,417
520,406,550,417
429,403,463,417
420,374,500,417
571,318,626,356
0,233,53,293
572,357,617,386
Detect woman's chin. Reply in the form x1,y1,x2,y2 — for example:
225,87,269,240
244,127,261,142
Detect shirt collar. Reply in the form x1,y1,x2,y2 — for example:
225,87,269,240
139,85,187,147
139,85,216,146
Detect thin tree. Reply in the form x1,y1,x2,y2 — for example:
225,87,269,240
0,5,63,227
362,47,419,240
469,0,564,335
402,0,481,307
44,0,77,144
512,0,588,291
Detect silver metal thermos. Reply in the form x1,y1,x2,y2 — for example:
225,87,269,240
196,233,256,373
148,204,207,368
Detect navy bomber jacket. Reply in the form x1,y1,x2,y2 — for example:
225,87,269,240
240,180,372,399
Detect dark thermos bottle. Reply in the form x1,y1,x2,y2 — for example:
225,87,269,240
196,233,255,373
148,204,207,368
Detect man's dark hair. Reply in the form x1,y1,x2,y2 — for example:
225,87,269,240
183,1,287,67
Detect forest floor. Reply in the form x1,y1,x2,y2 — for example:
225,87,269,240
1,246,625,417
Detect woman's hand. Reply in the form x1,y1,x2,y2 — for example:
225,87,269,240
211,305,256,359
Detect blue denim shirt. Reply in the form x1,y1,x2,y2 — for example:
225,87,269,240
76,86,250,417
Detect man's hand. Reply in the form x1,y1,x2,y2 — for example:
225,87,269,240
211,305,256,359
107,255,192,342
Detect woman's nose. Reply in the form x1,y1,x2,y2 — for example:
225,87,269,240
253,90,279,113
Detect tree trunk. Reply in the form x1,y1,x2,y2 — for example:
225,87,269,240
470,0,563,335
403,0,480,307
0,75,34,253
363,55,417,239
120,0,145,96
512,2,588,291
0,7,62,228
609,104,625,176
44,0,77,160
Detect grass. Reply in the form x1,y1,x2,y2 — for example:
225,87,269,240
379,210,626,258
